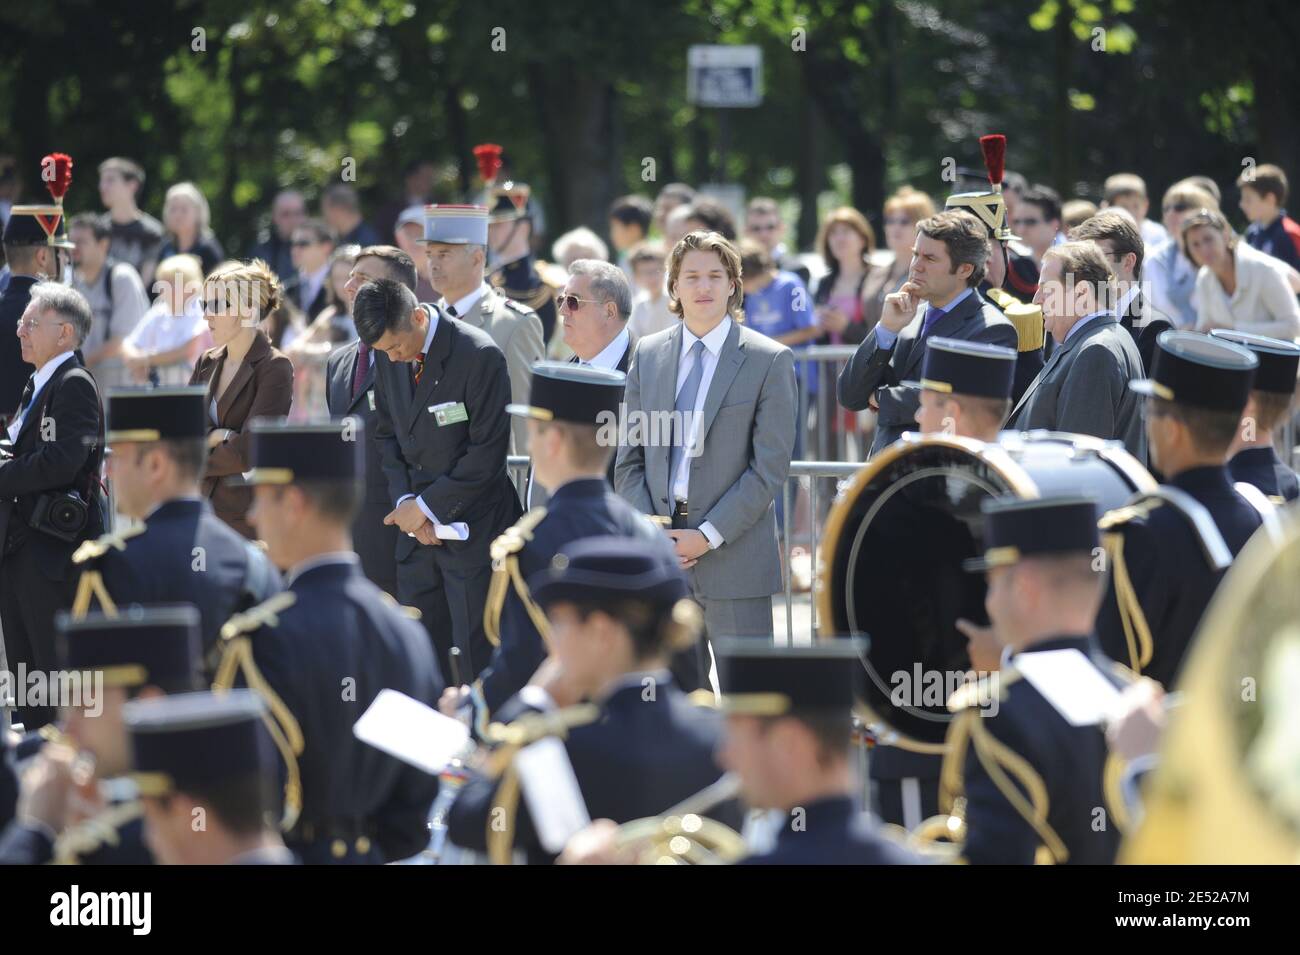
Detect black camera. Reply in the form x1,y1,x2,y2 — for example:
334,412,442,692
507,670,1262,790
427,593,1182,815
29,490,89,543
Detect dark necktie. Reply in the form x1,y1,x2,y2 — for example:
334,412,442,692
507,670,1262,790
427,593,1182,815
350,342,370,401
445,303,458,318
918,305,946,343
413,351,426,386
18,375,35,415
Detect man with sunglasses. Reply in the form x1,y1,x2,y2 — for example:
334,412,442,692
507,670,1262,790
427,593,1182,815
285,219,336,320
0,283,106,730
1010,185,1063,267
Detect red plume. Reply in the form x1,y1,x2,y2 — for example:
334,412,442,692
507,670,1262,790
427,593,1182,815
42,152,74,204
978,135,1006,187
472,143,503,187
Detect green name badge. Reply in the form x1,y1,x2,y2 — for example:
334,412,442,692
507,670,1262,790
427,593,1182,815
430,401,469,426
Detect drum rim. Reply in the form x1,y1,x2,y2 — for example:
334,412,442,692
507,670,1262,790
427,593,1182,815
816,431,1156,752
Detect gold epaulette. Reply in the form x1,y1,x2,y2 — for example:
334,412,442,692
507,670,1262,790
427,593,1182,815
482,702,600,865
52,800,143,865
71,525,146,565
69,525,149,619
484,508,550,649
1098,499,1160,530
987,287,1045,353
212,591,304,832
218,592,298,641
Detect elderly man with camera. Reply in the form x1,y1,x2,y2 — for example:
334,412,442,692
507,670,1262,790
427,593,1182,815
0,282,106,730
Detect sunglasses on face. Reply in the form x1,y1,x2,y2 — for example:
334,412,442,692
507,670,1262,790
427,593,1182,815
747,223,779,233
1012,218,1044,227
559,295,606,312
1163,203,1191,214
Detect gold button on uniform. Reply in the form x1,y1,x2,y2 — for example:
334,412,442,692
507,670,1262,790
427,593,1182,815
331,839,347,859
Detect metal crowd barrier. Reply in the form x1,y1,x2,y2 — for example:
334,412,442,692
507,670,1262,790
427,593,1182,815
795,344,869,465
506,456,866,645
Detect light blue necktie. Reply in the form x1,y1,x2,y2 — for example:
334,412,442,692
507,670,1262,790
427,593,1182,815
670,340,707,502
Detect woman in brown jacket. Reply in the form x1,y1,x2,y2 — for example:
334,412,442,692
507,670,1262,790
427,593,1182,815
190,259,294,538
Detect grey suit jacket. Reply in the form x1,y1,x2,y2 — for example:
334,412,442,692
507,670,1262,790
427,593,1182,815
459,287,545,456
836,289,1017,456
1005,313,1146,460
614,320,797,600
325,342,389,506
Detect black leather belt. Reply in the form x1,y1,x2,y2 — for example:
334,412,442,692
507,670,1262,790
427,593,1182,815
671,500,689,530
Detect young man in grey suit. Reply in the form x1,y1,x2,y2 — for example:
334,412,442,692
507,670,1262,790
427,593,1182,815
837,210,1017,456
1004,241,1146,460
615,230,797,652
325,245,417,600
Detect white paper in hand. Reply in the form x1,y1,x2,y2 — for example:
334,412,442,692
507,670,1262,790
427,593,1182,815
514,736,591,853
1012,649,1125,726
352,689,469,775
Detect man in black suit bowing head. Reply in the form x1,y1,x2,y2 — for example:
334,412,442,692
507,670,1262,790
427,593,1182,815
354,273,521,683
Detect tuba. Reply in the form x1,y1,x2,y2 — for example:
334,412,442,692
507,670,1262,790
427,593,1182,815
1123,505,1300,863
816,431,1154,849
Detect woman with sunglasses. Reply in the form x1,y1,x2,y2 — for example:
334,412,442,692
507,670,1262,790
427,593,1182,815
189,258,294,538
1185,208,1300,341
1144,181,1219,329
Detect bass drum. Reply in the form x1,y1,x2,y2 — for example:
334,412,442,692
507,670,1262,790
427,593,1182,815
817,431,1155,750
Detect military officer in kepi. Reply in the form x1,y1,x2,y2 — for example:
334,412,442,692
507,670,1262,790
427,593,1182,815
125,689,297,865
1095,330,1269,688
1211,329,1300,503
0,604,205,865
212,417,444,864
439,361,698,726
71,386,280,674
945,496,1133,865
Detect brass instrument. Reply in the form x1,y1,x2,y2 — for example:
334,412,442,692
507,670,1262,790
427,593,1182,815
611,773,748,865
1123,506,1300,863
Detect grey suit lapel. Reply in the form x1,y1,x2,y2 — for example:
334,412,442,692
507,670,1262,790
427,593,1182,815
699,322,745,443
345,351,374,415
1007,314,1115,423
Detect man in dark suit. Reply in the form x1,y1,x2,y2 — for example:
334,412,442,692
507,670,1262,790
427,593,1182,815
1096,332,1267,688
444,362,690,723
1070,210,1173,375
948,496,1131,865
354,275,521,683
838,210,1017,455
216,419,444,864
0,283,105,729
284,218,335,320
0,604,205,865
1005,242,1146,460
125,690,298,865
1,205,74,419
448,537,738,865
525,258,632,502
326,245,420,599
1213,329,1300,502
73,387,280,673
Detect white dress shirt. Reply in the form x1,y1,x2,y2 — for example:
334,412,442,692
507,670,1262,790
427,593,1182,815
672,317,731,549
438,281,491,319
581,327,630,370
396,308,470,540
7,350,75,442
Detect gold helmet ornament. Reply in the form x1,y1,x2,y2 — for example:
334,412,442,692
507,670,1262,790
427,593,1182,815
945,134,1018,243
